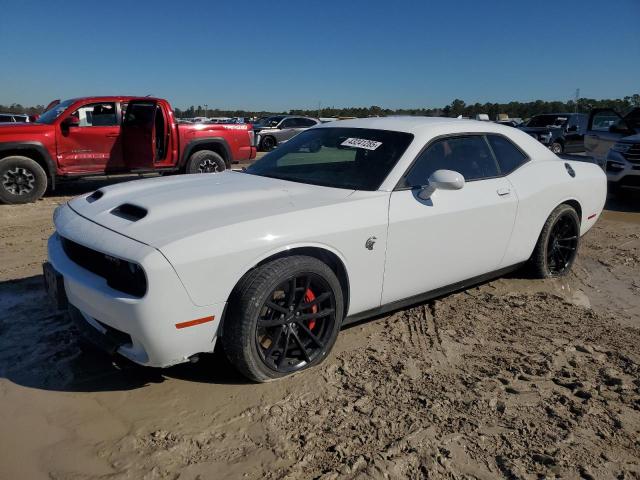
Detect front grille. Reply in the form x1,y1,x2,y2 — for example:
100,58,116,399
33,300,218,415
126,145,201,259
61,237,147,297
623,144,640,165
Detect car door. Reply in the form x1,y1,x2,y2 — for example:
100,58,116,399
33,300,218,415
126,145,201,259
56,101,123,173
122,100,159,169
275,118,302,143
382,134,518,305
564,115,585,153
585,109,628,166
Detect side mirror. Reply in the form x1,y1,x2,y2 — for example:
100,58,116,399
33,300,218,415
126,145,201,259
62,116,80,128
418,169,465,200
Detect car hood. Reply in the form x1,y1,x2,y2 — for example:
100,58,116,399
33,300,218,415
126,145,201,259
67,171,355,248
0,122,52,135
619,133,640,143
519,126,562,133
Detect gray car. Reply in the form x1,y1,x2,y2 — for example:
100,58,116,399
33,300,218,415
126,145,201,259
253,115,320,151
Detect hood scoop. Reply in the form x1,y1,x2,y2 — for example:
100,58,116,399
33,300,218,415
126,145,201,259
110,203,148,222
87,190,104,203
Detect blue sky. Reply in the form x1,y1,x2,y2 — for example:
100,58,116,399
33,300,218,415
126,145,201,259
1,0,638,111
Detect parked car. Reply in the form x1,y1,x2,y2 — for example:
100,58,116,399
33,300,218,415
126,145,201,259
584,107,640,192
0,113,32,123
0,96,256,204
45,117,606,382
253,115,320,151
518,113,588,154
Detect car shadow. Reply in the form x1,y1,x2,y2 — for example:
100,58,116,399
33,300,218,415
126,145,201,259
605,190,640,213
0,275,251,393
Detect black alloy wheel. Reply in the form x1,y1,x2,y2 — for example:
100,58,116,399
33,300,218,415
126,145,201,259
256,273,336,373
260,136,276,151
3,166,35,195
546,212,579,275
197,158,223,173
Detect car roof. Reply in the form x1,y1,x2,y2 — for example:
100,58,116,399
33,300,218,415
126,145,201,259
67,96,158,103
316,116,513,135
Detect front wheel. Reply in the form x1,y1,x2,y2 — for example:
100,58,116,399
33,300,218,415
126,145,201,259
222,256,344,382
259,135,276,151
185,150,226,174
550,142,564,155
530,204,580,278
0,156,48,204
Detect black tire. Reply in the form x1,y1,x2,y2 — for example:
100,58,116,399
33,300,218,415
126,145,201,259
222,256,344,382
185,150,226,174
259,135,276,151
530,204,580,278
550,141,564,155
0,155,48,204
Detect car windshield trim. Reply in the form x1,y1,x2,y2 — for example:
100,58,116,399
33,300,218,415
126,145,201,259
35,99,76,124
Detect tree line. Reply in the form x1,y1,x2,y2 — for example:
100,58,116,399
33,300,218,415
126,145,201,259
2,94,638,120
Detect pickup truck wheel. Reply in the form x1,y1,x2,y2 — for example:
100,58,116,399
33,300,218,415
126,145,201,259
0,156,48,204
186,150,226,174
550,142,563,154
223,256,344,382
530,204,580,278
259,135,276,151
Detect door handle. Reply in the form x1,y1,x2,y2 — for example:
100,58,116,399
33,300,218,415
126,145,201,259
497,187,511,196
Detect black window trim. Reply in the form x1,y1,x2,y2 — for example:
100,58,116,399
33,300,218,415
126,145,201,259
393,131,531,191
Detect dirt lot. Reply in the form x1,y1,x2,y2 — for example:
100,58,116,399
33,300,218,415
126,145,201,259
1,174,639,479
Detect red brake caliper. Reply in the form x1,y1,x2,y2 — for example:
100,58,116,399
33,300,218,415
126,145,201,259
303,288,319,330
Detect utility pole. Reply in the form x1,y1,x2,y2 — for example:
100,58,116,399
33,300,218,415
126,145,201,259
204,104,208,119
574,89,580,113
317,101,321,119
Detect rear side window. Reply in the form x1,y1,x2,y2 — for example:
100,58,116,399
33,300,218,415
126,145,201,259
404,135,499,187
487,135,528,174
299,118,317,127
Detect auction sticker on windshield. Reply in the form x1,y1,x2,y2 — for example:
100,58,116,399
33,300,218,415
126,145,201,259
341,138,383,150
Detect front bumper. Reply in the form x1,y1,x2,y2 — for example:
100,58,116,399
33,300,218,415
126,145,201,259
48,205,226,367
604,150,640,185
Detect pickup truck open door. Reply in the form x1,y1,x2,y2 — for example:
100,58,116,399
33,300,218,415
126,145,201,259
122,100,173,170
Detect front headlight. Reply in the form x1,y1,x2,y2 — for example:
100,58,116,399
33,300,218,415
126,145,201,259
612,142,631,153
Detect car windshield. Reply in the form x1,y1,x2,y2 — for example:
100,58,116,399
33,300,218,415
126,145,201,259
526,115,568,128
245,127,414,190
254,116,284,127
35,99,76,124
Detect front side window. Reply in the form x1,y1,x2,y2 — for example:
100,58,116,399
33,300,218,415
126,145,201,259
591,110,622,131
487,135,528,174
280,118,298,128
526,115,568,128
246,127,414,190
72,102,118,127
403,135,499,188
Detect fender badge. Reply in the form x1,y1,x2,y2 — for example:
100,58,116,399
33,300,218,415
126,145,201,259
365,236,377,250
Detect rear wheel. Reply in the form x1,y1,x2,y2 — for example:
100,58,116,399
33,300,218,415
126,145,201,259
0,155,48,204
530,204,580,278
185,150,226,174
222,256,343,382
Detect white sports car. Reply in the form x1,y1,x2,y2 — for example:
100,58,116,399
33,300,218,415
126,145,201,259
45,117,607,381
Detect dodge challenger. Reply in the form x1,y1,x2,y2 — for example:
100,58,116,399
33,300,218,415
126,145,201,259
45,117,607,381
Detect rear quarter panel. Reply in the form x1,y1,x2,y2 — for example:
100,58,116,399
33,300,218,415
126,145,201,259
177,123,255,163
501,158,606,267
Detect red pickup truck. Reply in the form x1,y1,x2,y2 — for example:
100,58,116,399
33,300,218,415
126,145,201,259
0,96,256,204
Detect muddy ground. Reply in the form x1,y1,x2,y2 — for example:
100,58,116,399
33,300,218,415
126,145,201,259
0,174,639,479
